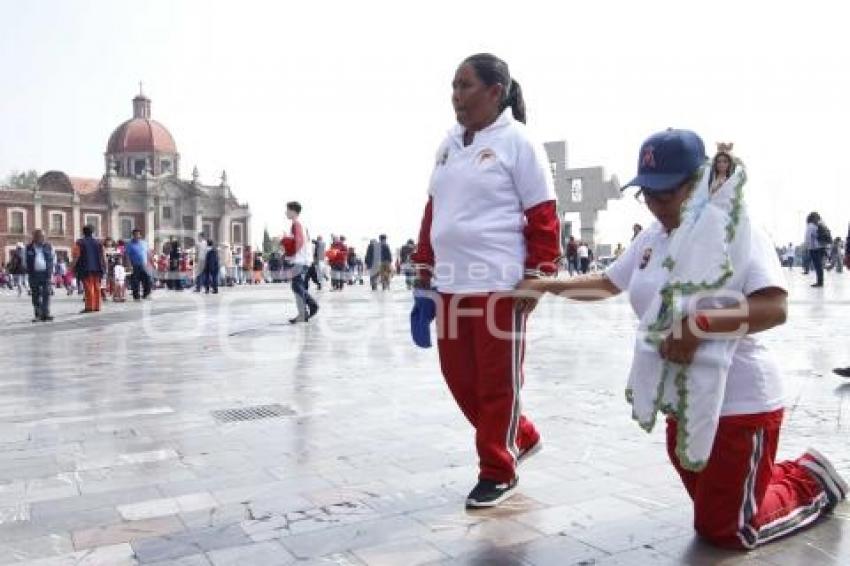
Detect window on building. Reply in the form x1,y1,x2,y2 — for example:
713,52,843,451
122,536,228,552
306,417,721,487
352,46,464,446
162,206,172,220
134,159,146,176
49,212,65,236
202,222,214,240
570,178,583,203
182,216,194,231
120,217,133,240
161,160,172,174
84,214,101,237
9,210,25,234
549,161,557,178
232,223,243,244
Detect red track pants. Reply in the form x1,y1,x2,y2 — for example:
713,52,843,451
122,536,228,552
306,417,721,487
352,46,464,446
437,293,539,483
667,409,827,549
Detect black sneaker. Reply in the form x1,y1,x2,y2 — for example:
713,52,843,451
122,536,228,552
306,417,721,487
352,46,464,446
834,367,850,378
309,304,319,319
801,448,848,510
465,478,518,509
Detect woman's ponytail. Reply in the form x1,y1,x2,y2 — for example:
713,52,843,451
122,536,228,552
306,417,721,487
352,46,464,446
504,79,526,124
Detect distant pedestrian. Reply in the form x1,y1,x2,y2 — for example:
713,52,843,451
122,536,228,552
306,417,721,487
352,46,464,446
25,229,54,322
126,229,153,301
283,201,318,323
399,238,416,290
72,224,106,313
805,212,829,287
577,241,590,274
194,234,208,292
8,243,27,296
565,236,578,276
113,262,126,302
203,240,220,294
830,237,843,273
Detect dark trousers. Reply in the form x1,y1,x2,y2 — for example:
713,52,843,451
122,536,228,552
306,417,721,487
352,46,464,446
204,268,218,292
292,265,318,318
28,272,51,319
306,263,321,290
130,266,152,299
579,257,590,274
810,248,825,286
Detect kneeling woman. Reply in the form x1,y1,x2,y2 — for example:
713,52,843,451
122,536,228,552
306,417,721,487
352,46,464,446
520,129,846,549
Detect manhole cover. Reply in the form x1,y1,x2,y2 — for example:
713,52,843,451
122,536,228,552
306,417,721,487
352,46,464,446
211,404,296,423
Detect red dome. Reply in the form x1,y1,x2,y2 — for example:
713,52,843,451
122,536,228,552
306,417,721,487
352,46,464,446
106,118,177,154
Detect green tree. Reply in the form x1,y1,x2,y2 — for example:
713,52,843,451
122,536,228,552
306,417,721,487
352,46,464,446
5,170,39,190
262,227,274,255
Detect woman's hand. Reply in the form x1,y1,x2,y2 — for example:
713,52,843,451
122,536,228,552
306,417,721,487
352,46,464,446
515,277,547,315
658,317,701,365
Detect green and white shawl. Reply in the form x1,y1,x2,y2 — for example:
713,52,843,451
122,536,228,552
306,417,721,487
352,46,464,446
625,159,749,471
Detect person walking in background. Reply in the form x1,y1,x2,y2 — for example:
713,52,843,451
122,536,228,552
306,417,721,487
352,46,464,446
8,243,27,297
221,243,234,286
167,238,181,290
377,234,393,290
126,229,152,301
25,229,54,322
830,237,844,273
327,235,348,291
72,224,106,313
283,201,318,323
365,238,380,290
783,242,795,270
805,212,829,287
309,235,327,291
194,233,208,292
203,239,220,294
400,238,416,290
113,260,126,302
577,240,591,274
565,235,578,276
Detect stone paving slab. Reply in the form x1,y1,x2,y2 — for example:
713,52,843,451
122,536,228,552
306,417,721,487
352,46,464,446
0,272,848,564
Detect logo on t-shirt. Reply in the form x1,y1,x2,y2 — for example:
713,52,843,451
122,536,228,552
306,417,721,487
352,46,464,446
436,148,449,166
477,148,496,165
639,247,652,270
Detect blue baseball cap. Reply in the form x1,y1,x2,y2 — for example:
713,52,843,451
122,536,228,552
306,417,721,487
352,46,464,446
622,129,706,193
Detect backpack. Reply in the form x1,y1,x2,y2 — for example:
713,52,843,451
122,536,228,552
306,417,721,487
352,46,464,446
816,222,832,246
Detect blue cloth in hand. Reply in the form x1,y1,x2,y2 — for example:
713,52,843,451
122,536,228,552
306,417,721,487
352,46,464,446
410,289,437,348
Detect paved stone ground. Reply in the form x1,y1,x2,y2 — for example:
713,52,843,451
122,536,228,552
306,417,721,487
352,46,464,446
0,268,848,565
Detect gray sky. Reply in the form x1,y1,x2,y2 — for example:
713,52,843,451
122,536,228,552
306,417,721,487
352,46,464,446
2,0,848,251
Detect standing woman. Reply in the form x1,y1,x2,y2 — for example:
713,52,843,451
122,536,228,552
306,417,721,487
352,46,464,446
411,53,561,508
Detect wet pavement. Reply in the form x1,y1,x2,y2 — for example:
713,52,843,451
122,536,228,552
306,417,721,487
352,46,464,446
0,269,848,565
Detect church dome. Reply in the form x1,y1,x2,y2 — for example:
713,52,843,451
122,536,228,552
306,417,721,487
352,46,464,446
105,93,177,154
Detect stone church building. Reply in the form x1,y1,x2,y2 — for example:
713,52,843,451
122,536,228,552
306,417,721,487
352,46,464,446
1,90,251,263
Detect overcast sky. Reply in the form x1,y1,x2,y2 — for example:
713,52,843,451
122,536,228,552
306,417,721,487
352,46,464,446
1,0,848,251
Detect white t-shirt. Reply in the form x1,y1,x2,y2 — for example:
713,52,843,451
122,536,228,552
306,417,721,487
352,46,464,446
606,222,786,416
113,264,126,284
428,109,555,293
577,245,589,259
